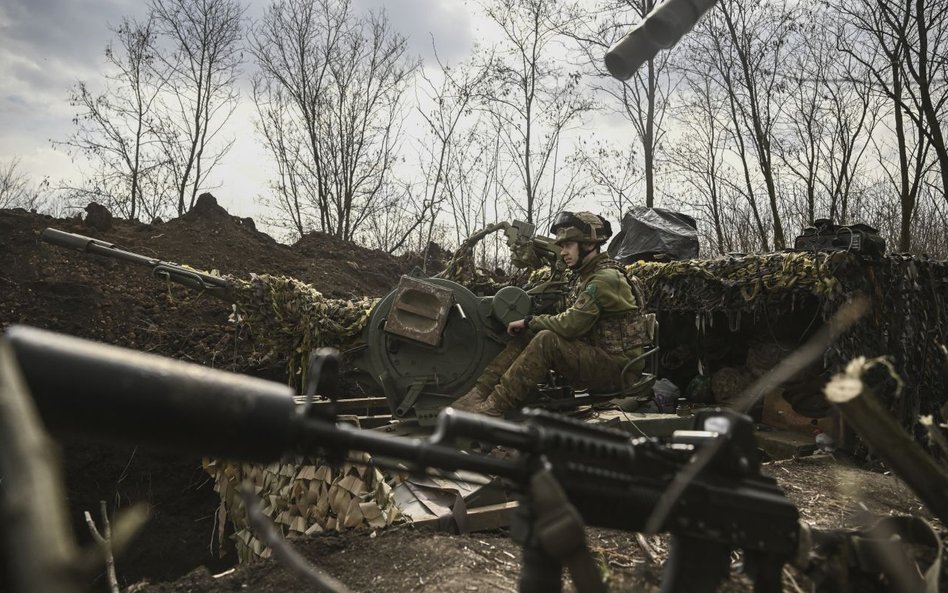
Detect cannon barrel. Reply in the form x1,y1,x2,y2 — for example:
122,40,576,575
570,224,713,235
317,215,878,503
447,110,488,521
41,228,233,300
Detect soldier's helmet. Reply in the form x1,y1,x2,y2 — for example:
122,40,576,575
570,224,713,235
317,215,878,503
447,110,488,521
550,211,612,245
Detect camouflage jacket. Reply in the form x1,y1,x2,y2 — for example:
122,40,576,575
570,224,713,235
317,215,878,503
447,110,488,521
527,254,648,363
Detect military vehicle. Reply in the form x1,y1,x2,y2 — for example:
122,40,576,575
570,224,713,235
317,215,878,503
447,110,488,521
40,222,658,426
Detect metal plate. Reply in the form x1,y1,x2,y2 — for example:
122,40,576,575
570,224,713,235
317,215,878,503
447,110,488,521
384,276,455,346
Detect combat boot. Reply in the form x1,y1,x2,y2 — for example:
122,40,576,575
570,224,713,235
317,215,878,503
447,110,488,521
449,386,504,417
448,385,490,412
460,394,504,417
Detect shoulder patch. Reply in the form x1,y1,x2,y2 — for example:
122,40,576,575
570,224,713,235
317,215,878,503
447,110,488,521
573,283,602,312
574,291,596,310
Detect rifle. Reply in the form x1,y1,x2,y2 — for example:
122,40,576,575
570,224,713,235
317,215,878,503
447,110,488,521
40,228,233,301
3,325,801,593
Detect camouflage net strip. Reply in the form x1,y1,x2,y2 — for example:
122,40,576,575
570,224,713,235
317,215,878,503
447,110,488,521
627,251,848,311
229,274,378,388
204,453,402,563
627,251,948,433
435,222,517,295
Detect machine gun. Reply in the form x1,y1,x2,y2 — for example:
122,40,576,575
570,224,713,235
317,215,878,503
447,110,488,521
5,325,800,593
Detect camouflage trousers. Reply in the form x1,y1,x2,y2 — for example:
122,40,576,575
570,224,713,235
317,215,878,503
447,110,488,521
476,330,643,412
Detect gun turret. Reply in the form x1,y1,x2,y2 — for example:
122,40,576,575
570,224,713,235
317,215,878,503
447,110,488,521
40,228,234,301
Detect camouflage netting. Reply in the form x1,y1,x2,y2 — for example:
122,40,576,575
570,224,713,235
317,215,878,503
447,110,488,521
205,453,401,563
627,251,848,310
435,222,521,295
229,245,947,434
229,274,378,388
627,251,948,432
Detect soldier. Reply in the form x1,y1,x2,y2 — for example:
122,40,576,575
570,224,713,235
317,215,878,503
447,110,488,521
451,211,649,417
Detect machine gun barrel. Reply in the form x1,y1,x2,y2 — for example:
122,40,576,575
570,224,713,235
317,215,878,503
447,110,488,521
4,325,524,479
40,228,233,301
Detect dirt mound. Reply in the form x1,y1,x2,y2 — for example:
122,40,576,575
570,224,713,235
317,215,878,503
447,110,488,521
0,200,417,591
289,231,405,298
0,197,409,357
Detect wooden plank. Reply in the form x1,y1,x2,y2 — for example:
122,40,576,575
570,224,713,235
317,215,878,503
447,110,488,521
293,396,389,411
756,429,816,460
410,501,519,532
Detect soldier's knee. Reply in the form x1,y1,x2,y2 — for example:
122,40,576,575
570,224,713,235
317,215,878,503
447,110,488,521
523,330,563,359
532,329,558,346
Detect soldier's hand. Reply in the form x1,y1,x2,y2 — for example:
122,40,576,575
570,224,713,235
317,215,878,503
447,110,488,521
507,319,527,336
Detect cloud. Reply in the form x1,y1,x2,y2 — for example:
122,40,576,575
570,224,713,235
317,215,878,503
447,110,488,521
0,0,482,218
1,0,146,85
353,0,474,63
0,0,146,183
0,0,149,136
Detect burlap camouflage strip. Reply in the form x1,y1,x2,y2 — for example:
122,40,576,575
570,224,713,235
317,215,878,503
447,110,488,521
204,453,402,563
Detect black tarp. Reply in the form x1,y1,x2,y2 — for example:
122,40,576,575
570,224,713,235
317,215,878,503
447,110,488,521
608,207,699,263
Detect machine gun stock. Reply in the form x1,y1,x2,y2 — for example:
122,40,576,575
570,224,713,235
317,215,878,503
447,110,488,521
40,228,234,301
4,325,801,593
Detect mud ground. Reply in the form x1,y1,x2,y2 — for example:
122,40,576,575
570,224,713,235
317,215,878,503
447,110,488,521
0,200,942,592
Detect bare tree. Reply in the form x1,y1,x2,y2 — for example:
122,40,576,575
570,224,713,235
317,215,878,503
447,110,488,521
443,112,510,245
691,0,798,249
870,93,934,252
58,17,170,221
252,85,312,238
668,73,732,255
566,0,675,208
912,185,948,256
0,158,48,211
251,0,417,242
575,140,638,220
376,50,496,257
150,0,243,215
477,0,594,226
774,6,880,231
837,0,948,250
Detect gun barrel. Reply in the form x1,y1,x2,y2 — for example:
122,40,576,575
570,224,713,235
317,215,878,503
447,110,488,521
41,228,159,267
605,0,719,80
4,325,525,479
5,325,296,461
41,227,232,297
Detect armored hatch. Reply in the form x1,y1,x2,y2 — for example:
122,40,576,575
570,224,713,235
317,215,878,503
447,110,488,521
350,275,531,424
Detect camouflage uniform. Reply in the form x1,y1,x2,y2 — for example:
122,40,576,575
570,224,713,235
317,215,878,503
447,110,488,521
455,252,648,416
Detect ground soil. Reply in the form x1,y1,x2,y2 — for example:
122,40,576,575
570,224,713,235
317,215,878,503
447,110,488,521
0,199,944,593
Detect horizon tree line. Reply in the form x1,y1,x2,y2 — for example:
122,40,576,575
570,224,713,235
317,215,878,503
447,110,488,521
3,0,947,259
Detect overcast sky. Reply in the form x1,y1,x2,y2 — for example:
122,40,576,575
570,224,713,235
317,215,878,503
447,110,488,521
0,0,481,220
